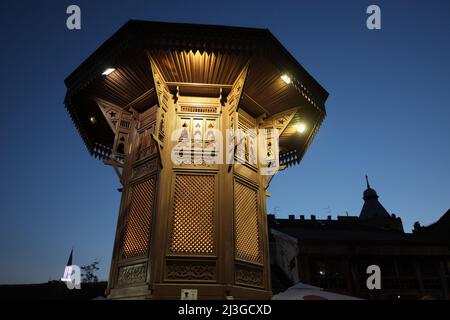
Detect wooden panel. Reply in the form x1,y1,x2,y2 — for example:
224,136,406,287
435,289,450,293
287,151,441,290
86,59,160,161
135,106,158,161
170,175,215,254
235,263,264,288
236,110,257,166
234,180,261,263
150,55,170,147
117,264,147,287
121,178,155,259
165,259,216,282
173,115,219,166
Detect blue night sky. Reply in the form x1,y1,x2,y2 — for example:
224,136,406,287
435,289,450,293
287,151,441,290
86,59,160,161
0,0,449,284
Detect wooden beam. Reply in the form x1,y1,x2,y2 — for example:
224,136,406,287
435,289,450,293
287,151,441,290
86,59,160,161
151,133,164,169
260,107,298,137
243,93,271,116
103,158,124,185
166,82,232,89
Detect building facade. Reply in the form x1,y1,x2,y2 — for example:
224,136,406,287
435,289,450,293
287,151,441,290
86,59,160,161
269,179,450,299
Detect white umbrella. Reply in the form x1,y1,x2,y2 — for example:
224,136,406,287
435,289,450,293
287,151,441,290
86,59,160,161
272,282,361,300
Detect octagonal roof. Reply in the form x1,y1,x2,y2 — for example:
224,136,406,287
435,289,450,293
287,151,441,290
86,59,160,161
64,20,328,166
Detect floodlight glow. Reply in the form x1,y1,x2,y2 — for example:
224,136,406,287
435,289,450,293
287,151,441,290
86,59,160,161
102,68,116,76
281,74,291,84
296,123,307,134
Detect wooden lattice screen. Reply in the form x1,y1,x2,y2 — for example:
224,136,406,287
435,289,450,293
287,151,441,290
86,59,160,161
121,178,155,259
170,175,215,254
234,181,261,263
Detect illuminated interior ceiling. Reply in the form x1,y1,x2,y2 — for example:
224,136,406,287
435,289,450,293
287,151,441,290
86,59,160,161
64,20,328,165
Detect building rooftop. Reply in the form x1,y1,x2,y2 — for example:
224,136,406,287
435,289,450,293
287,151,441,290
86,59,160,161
359,176,391,220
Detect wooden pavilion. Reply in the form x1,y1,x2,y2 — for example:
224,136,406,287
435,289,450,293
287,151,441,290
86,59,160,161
64,20,328,299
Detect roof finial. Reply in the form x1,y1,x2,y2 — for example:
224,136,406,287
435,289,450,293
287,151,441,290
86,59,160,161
365,175,370,189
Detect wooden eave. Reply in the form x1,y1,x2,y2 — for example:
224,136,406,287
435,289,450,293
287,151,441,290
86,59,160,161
64,20,328,158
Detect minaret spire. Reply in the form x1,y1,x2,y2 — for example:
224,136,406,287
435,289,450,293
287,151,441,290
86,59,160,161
365,175,370,189
66,247,73,266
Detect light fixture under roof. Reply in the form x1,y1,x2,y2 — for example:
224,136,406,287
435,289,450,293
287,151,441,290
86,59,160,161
281,74,291,84
296,123,306,134
102,68,116,76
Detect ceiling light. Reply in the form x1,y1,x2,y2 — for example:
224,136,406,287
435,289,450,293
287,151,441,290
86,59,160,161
296,123,306,134
89,116,97,124
281,74,291,84
102,68,116,76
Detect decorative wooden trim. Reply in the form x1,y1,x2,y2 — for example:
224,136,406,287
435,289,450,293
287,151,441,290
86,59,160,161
227,63,250,113
235,263,264,288
117,263,147,287
131,158,158,181
259,107,298,137
165,259,216,282
148,54,170,148
179,105,219,114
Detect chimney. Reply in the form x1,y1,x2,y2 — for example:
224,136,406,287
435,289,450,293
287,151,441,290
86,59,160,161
288,214,295,221
311,214,316,221
327,215,332,221
300,215,305,220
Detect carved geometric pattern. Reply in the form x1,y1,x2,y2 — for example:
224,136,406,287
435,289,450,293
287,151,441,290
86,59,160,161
234,181,261,263
158,110,166,143
260,108,297,135
150,56,169,145
138,105,157,129
136,127,157,161
136,106,157,161
95,98,124,134
181,105,218,113
227,111,236,164
227,65,248,112
173,117,219,165
238,111,256,133
279,149,300,167
235,264,263,288
166,261,215,281
96,98,133,161
132,160,157,180
170,175,215,254
93,142,112,161
121,178,155,259
237,111,257,165
117,264,147,286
